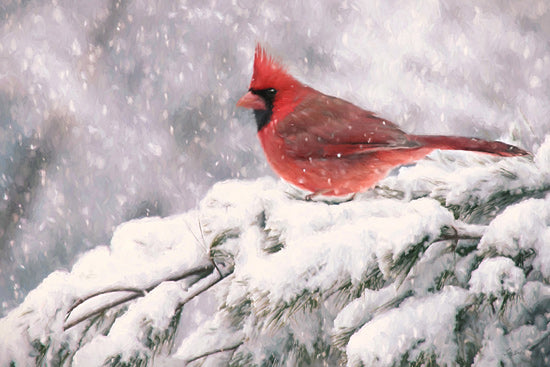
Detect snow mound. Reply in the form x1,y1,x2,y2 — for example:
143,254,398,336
346,287,468,366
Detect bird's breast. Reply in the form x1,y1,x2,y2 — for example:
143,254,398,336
258,123,289,166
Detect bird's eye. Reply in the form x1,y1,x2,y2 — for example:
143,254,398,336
249,88,277,102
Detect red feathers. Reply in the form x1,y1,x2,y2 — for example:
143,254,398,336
250,45,297,92
237,45,529,198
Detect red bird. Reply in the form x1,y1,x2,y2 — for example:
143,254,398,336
237,45,529,198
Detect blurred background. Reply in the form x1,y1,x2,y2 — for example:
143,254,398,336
0,0,548,314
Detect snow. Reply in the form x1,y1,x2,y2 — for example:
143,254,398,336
0,213,210,366
478,197,550,278
346,287,468,366
333,283,405,335
469,257,525,295
72,214,209,288
174,310,245,363
472,323,544,367
2,0,550,316
72,281,186,367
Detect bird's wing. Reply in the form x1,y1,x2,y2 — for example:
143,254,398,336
275,92,420,159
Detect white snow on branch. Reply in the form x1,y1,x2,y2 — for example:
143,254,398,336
346,286,468,366
0,212,210,365
469,257,525,296
478,196,550,278
381,135,550,209
72,281,186,366
201,178,455,306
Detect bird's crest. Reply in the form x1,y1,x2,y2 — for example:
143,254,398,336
250,44,298,91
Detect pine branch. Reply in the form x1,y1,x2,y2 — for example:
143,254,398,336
64,262,215,330
435,224,486,243
327,264,385,306
390,235,431,284
446,185,550,222
175,263,234,312
66,287,146,318
63,264,234,367
185,341,244,364
332,289,415,350
262,289,321,330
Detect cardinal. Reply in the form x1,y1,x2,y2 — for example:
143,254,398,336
237,45,529,198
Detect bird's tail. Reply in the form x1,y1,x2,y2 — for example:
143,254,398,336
410,135,529,157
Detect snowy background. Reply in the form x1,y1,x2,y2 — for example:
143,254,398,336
1,1,550,365
0,0,549,325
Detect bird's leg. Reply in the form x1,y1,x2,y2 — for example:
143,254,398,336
323,192,356,204
304,189,331,201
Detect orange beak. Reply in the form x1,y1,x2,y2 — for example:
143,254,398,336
236,91,266,110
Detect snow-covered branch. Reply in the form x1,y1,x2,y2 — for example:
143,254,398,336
64,262,216,330
1,138,550,366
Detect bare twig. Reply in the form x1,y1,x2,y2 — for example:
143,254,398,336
66,287,146,318
195,217,224,278
435,224,486,243
64,262,214,330
64,292,142,331
176,264,233,312
185,341,244,364
435,233,483,242
183,217,208,253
